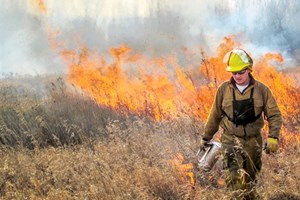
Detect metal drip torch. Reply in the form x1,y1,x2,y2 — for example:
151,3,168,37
196,141,221,171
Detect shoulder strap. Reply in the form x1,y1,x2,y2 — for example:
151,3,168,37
232,88,236,100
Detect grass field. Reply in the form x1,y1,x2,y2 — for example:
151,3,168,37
0,75,299,200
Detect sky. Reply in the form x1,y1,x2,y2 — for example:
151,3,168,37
0,0,300,75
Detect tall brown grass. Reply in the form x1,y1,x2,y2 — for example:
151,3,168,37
0,75,299,199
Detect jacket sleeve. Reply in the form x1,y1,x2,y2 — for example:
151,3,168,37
203,85,224,141
263,88,282,139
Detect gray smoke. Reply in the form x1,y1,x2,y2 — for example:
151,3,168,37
0,0,299,75
0,0,62,75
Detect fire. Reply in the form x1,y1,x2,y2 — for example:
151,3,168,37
64,36,300,143
64,44,199,120
63,36,238,121
169,153,195,186
27,0,299,146
254,53,299,118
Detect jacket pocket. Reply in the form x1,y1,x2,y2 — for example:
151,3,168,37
222,100,232,118
254,99,264,116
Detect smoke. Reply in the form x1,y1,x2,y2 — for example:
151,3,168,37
0,0,60,75
0,0,299,75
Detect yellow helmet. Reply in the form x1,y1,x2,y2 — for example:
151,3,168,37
224,49,253,72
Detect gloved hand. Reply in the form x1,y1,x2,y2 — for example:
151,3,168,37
200,138,210,150
265,137,279,154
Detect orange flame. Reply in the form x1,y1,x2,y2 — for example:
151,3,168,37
27,0,299,144
169,153,195,186
254,53,298,118
64,44,199,120
64,36,300,143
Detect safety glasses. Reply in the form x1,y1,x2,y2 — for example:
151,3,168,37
232,69,247,75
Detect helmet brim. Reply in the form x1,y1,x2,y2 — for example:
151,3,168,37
226,65,252,72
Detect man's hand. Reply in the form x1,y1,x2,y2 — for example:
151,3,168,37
200,138,210,150
265,137,279,154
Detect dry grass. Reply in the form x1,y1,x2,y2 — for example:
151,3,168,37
0,75,299,200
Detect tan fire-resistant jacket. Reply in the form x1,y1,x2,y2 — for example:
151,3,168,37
203,75,282,141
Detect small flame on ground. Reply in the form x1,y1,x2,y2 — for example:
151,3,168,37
169,153,195,186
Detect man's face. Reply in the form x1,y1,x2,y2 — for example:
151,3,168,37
232,68,250,85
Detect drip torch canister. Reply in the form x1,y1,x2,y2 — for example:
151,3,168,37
197,141,221,172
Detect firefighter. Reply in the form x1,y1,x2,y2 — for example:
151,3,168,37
200,49,282,199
